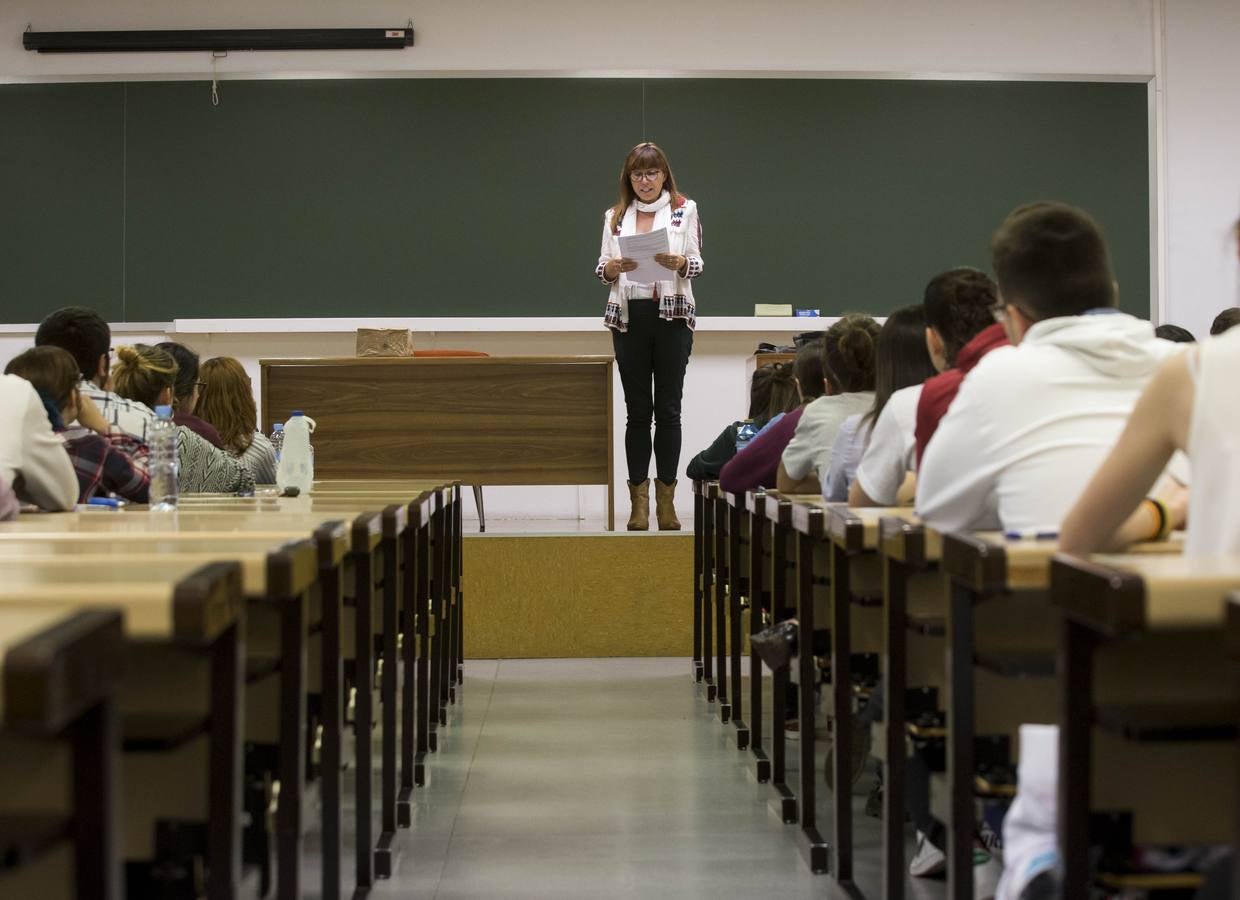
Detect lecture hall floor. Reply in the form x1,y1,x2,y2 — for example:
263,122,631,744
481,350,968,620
326,657,945,899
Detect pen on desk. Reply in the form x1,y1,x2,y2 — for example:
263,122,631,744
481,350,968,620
83,497,124,509
1003,528,1058,541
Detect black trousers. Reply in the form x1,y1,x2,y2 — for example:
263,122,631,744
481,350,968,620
612,299,693,485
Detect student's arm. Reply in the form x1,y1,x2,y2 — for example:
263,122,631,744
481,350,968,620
686,425,739,482
16,382,78,511
99,435,151,503
679,202,704,278
914,374,1000,532
1059,353,1192,555
177,428,256,494
776,461,822,495
852,403,909,507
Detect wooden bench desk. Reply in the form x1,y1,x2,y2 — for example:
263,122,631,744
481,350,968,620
875,515,945,900
0,563,243,900
760,492,797,823
743,489,775,786
0,606,126,900
1051,552,1240,898
723,488,755,751
939,532,1183,900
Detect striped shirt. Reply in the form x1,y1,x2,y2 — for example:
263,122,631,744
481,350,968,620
79,379,158,443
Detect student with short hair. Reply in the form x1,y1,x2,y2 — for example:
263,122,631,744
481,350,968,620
776,315,878,494
110,345,256,494
1154,323,1196,343
1209,306,1240,335
913,267,1007,466
156,342,225,448
685,362,795,482
35,306,155,441
196,357,279,485
916,202,1185,534
0,368,78,512
717,340,827,494
842,305,938,505
4,346,150,504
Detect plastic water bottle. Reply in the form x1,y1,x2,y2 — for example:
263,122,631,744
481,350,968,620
276,411,316,495
149,405,180,511
735,421,759,453
269,422,284,463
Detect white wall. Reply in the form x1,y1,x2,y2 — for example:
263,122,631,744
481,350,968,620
1162,0,1240,338
1,1,1154,79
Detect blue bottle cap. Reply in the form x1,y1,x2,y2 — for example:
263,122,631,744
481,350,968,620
155,405,173,417
273,423,284,431
291,410,304,416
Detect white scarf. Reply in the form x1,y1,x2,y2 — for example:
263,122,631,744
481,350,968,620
635,189,671,213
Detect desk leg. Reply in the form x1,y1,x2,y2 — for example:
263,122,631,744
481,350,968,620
729,504,748,749
795,535,830,873
415,523,431,785
399,525,417,828
354,559,374,891
715,498,730,722
947,582,975,900
703,497,715,700
208,622,243,900
278,595,308,900
454,492,465,688
376,538,399,878
882,556,908,900
72,697,119,900
1059,617,1098,900
321,564,343,900
769,523,796,824
428,512,444,751
750,511,768,781
693,489,703,683
437,504,451,726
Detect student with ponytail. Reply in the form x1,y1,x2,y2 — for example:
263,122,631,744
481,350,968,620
777,314,880,493
110,345,256,495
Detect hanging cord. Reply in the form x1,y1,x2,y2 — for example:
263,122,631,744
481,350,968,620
210,50,227,108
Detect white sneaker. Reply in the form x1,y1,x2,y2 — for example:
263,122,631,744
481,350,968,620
908,830,946,877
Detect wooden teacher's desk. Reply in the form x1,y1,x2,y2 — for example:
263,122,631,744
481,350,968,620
260,356,616,528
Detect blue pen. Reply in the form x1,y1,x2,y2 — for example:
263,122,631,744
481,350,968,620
86,497,123,509
1003,529,1058,541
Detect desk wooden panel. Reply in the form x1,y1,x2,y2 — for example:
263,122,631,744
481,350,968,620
261,355,614,526
0,607,126,900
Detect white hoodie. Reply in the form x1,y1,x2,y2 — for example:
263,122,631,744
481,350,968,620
916,312,1186,534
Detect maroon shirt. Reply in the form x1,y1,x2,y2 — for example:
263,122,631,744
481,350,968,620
174,411,225,449
914,323,1010,467
719,406,806,495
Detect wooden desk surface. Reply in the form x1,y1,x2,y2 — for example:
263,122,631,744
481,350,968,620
1,510,365,534
260,356,613,489
826,505,918,552
945,531,1186,593
878,515,941,565
1053,553,1240,634
0,606,125,730
0,562,241,642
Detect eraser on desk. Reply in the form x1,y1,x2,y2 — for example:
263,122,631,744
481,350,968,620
794,309,820,317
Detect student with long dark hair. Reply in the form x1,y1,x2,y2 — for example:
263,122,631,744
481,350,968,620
824,306,936,503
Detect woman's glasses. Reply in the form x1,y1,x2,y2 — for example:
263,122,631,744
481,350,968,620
630,169,663,183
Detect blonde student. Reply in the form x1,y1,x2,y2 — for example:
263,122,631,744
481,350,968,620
111,345,256,494
196,357,279,485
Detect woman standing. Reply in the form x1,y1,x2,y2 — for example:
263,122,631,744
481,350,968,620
596,142,703,530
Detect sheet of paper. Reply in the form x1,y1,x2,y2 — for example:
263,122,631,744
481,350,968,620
617,227,671,286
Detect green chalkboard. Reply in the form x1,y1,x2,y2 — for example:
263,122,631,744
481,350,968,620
0,78,1150,323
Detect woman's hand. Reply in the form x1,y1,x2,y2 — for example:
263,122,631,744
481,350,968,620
603,257,638,281
655,253,687,273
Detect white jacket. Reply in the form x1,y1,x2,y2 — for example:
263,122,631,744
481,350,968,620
916,312,1186,534
0,374,78,511
596,195,703,331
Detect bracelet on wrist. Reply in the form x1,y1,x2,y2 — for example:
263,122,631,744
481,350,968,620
1143,496,1172,542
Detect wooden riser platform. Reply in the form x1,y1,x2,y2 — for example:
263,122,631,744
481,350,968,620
463,532,692,658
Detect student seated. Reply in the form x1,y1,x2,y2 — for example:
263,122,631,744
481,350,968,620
35,306,155,441
5,346,150,504
1209,306,1240,335
689,361,793,483
196,357,279,484
1154,323,1195,343
777,314,878,494
914,267,1006,467
0,368,78,512
916,202,1186,534
717,340,827,494
110,345,256,494
840,305,937,505
1060,322,1240,555
156,342,225,448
